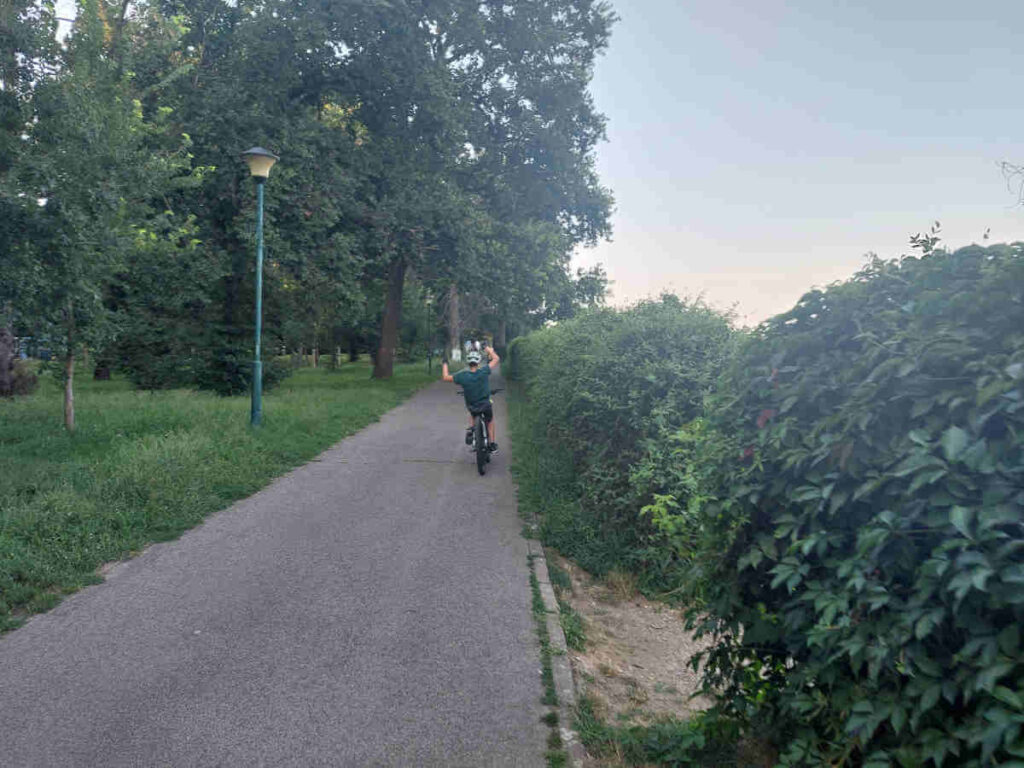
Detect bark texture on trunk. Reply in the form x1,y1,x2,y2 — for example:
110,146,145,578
64,306,76,432
0,326,14,396
372,258,407,379
64,309,75,434
64,351,75,433
447,283,461,361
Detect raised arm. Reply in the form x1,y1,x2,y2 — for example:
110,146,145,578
441,359,455,383
486,345,500,372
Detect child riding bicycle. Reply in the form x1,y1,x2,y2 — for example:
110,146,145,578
442,344,499,454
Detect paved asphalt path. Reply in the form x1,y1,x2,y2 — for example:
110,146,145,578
0,376,547,767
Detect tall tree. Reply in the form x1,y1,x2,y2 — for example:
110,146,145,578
440,0,617,334
10,0,616,397
349,0,616,377
14,0,191,428
0,0,57,335
116,0,372,390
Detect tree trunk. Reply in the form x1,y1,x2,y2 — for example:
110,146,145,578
0,325,14,396
65,349,75,432
495,319,507,349
372,258,407,379
312,343,319,369
348,336,359,362
447,283,461,362
64,303,75,432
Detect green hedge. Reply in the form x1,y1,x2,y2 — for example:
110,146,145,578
514,244,1024,765
675,244,1024,765
509,294,735,586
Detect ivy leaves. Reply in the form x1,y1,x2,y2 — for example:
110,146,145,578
690,243,1024,766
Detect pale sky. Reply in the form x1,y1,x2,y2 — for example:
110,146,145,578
579,0,1024,324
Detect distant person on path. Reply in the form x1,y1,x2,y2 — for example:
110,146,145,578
443,345,500,453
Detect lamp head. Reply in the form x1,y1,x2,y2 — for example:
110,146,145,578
241,147,279,180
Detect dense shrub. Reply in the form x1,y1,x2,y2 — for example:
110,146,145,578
669,244,1024,765
118,335,197,390
0,360,38,397
0,329,38,397
120,339,291,396
190,344,292,397
510,295,735,584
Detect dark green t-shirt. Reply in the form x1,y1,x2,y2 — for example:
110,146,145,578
454,365,491,407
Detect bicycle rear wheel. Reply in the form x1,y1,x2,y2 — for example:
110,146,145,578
475,416,487,475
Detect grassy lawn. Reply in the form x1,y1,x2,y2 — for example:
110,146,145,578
0,361,435,632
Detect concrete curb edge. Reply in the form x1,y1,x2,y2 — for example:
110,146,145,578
528,538,587,768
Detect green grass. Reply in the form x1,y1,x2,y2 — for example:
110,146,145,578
558,604,586,652
546,560,573,591
0,361,435,632
545,560,586,652
575,696,743,767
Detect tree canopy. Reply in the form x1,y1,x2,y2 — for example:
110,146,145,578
2,0,615,421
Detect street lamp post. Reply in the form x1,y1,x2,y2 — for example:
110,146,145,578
241,146,279,426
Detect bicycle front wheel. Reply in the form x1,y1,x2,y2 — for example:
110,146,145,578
475,416,487,475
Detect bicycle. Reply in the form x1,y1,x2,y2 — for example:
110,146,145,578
457,388,502,475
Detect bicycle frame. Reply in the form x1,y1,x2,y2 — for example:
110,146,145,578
457,387,502,476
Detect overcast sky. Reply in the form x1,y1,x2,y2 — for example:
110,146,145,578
580,0,1024,323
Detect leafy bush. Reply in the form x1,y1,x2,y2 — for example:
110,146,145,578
0,329,38,397
1,360,38,397
190,344,292,397
118,338,198,390
121,342,292,396
510,295,735,585
110,215,296,395
677,244,1024,765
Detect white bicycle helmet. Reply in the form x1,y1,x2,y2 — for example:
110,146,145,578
466,350,482,365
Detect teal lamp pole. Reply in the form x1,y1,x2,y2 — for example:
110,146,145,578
241,147,279,426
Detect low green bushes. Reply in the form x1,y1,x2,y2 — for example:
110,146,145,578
512,243,1024,765
120,338,293,395
682,244,1024,766
509,295,735,586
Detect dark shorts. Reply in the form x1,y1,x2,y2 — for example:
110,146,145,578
467,400,493,423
